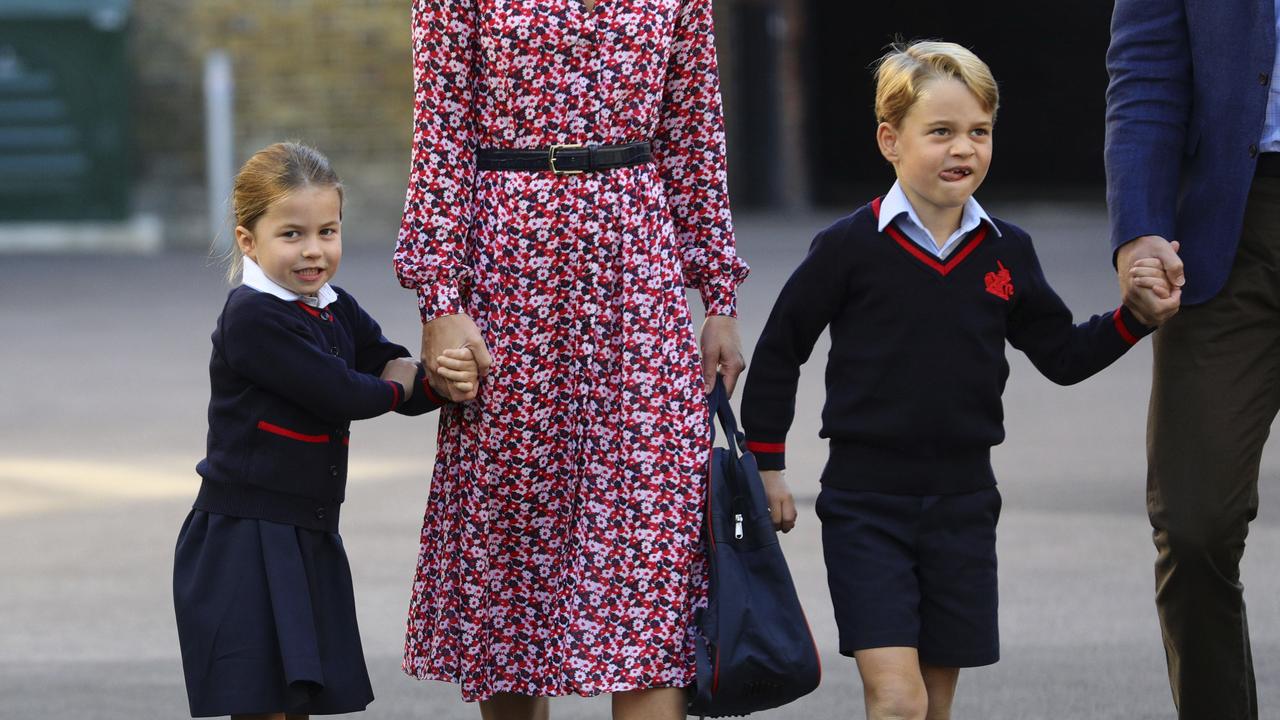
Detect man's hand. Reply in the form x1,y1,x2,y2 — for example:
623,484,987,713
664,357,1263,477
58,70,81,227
760,470,797,533
421,314,493,402
700,315,746,396
1117,235,1184,325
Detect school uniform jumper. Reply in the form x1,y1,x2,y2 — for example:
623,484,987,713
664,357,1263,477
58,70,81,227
741,194,1153,665
174,263,441,717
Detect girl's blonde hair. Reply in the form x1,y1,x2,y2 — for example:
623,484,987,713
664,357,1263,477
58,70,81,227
222,141,344,281
873,40,999,127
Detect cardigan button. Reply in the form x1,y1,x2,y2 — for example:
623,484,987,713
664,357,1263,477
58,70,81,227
330,465,339,477
320,311,331,321
1261,72,1271,86
315,507,326,520
330,346,339,355
1250,143,1260,158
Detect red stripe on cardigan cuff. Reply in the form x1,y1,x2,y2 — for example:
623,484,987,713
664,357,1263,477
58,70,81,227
422,377,445,405
1112,307,1141,346
388,380,403,410
746,441,786,454
256,420,330,443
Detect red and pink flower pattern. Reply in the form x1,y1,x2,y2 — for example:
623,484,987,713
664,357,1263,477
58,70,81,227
395,0,749,702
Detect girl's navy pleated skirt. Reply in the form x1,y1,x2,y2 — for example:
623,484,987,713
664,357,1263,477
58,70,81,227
173,509,374,717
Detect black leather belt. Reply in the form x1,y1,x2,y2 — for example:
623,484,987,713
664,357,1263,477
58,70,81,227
476,141,653,175
1257,152,1280,178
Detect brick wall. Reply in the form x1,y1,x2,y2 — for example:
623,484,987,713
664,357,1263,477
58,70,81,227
130,0,415,249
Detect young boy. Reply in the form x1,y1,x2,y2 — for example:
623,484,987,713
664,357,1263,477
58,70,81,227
740,41,1179,720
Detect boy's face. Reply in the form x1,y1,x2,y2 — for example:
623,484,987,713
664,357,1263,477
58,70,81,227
877,77,994,223
236,185,343,296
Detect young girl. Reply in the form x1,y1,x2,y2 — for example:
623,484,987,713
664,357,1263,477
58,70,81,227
173,142,477,719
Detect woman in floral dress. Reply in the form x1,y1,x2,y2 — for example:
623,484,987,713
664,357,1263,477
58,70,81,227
394,0,749,717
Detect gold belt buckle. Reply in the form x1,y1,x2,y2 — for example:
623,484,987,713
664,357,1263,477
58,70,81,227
549,144,585,176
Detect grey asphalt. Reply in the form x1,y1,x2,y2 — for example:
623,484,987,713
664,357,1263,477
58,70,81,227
2,203,1277,719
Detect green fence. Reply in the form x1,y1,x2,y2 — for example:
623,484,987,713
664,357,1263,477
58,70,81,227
0,0,130,221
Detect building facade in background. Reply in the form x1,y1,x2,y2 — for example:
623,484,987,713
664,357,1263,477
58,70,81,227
0,1,1115,248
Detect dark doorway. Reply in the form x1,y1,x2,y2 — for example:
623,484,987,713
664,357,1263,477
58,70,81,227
802,2,1115,205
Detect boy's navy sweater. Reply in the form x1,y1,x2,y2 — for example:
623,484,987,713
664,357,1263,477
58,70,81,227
741,198,1154,496
195,285,441,531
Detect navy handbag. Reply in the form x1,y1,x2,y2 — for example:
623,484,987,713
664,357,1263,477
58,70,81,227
689,376,822,718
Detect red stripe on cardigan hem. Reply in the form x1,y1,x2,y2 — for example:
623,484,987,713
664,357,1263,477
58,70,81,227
388,381,403,410
256,420,330,443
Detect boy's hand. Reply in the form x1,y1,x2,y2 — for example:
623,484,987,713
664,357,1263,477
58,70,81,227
430,347,479,400
760,470,797,534
1118,239,1182,325
381,357,420,401
1125,259,1181,327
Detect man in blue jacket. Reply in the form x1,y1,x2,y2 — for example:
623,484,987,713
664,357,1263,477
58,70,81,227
1106,1,1277,718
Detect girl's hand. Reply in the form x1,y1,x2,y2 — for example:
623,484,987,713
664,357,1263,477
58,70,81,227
422,314,492,402
431,347,478,398
760,469,797,534
381,357,421,401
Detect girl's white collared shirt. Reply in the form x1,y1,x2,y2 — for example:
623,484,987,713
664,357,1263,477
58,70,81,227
240,256,338,309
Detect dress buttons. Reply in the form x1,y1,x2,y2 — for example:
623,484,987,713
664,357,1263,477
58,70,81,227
315,507,327,520
330,465,339,477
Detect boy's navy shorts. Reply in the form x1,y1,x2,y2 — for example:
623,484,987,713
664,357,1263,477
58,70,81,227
815,484,1001,668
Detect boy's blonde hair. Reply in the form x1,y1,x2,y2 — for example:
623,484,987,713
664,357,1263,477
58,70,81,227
874,40,999,127
221,141,344,282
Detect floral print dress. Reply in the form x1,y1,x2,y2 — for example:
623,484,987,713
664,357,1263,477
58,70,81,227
394,0,749,701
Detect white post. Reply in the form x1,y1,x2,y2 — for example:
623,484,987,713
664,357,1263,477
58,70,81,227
204,50,235,253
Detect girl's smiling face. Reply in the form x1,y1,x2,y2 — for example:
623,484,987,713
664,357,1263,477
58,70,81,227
235,185,343,296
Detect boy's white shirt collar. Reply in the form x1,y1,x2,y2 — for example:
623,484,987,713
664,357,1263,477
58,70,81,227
877,180,1001,259
241,256,338,308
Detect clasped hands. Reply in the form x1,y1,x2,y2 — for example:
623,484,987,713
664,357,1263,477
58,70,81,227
1119,234,1185,326
379,316,483,403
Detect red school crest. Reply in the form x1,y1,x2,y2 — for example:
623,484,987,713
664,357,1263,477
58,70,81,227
984,261,1014,300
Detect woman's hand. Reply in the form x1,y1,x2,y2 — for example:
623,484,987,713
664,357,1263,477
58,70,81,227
421,314,493,402
700,315,746,396
760,470,797,533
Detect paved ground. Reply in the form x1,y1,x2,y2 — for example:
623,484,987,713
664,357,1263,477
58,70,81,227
2,204,1278,719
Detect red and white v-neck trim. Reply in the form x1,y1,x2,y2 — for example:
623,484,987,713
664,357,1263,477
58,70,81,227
872,196,990,277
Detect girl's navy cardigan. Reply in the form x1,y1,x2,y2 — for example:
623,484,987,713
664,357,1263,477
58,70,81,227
194,285,441,531
741,199,1155,496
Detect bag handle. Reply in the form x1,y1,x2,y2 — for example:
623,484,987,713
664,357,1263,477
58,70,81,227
707,374,746,457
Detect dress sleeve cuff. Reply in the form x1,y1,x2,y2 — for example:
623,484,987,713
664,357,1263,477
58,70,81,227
700,278,740,318
417,283,464,324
